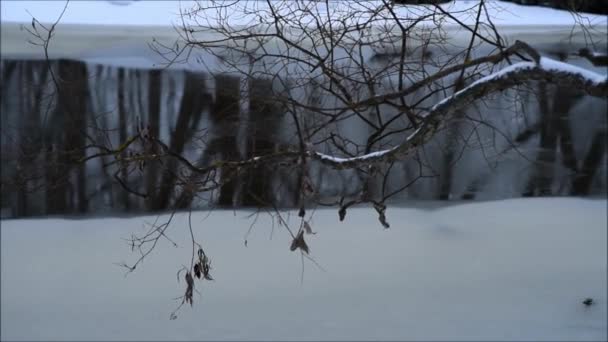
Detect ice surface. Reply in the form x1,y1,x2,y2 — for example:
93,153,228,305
1,198,606,340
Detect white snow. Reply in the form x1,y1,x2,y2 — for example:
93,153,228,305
1,198,606,340
540,57,608,85
315,145,398,163
427,60,533,112
313,126,425,165
430,57,607,113
1,0,188,27
1,1,606,28
2,1,606,69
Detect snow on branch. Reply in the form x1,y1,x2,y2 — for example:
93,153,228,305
311,56,607,169
539,57,608,84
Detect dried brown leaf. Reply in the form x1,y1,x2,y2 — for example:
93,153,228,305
203,261,213,281
303,221,315,235
290,230,309,254
184,271,194,306
338,207,346,221
194,263,201,279
374,203,390,228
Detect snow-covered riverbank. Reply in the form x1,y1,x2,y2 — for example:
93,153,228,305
2,1,606,69
1,198,606,340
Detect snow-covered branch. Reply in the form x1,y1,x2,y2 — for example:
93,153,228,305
311,56,607,169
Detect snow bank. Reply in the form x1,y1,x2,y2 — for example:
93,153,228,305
1,198,606,340
2,1,605,69
2,1,606,28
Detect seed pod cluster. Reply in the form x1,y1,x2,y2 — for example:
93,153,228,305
195,248,213,281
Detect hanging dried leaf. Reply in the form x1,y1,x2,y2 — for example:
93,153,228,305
197,253,213,281
289,240,297,251
378,212,390,229
193,263,202,279
290,230,309,254
184,272,194,306
303,221,316,235
191,248,214,281
338,207,346,221
185,271,194,289
176,267,185,283
374,203,390,228
202,261,213,281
